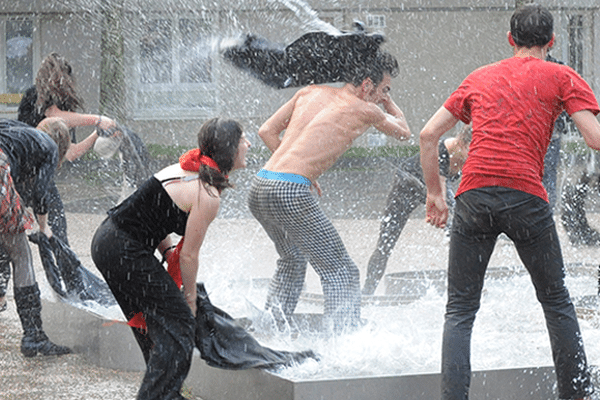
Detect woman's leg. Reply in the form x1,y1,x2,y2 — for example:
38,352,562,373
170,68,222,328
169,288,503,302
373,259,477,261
92,219,195,400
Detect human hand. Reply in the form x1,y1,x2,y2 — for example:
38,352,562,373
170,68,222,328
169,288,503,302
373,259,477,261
95,117,121,138
425,193,448,229
39,224,53,239
184,289,197,316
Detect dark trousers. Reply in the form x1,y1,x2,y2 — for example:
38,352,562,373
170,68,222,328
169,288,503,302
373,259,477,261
441,187,592,400
91,218,194,400
363,168,427,295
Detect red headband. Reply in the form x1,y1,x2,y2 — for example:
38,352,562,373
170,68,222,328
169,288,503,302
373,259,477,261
179,148,222,174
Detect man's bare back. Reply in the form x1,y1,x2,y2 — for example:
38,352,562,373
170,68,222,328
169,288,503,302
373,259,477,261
259,75,410,183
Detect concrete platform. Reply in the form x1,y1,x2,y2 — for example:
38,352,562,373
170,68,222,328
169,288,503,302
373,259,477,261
42,298,562,400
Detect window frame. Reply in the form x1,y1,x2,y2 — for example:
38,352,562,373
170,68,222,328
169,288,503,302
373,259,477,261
0,14,39,116
126,11,217,120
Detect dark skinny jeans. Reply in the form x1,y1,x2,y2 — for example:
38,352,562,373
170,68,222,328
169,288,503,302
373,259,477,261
442,187,592,400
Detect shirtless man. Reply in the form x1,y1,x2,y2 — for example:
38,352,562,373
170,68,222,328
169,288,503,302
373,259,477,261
248,51,410,333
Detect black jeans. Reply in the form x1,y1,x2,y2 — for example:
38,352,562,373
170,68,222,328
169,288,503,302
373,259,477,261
441,187,592,400
91,218,194,400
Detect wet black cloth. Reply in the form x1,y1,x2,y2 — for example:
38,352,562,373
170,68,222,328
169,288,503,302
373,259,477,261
107,177,189,248
222,29,385,88
195,283,317,370
0,119,58,215
118,126,153,188
28,232,116,306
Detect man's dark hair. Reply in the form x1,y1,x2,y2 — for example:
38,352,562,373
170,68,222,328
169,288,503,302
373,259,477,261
350,51,399,87
510,3,553,48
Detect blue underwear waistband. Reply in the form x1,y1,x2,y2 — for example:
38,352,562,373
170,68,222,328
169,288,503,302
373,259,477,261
257,169,311,186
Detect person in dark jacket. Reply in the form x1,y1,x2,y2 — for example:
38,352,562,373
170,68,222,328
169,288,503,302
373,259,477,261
0,53,120,307
0,117,72,357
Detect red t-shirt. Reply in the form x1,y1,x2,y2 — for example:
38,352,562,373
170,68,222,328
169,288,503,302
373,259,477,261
444,56,600,201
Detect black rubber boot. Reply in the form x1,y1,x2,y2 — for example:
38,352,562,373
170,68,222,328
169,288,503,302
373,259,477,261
14,283,72,357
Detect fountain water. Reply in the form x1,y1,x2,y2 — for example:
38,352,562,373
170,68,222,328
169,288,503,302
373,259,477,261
36,0,600,399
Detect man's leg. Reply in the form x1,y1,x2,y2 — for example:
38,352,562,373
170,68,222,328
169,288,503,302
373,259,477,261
363,170,425,295
46,182,69,245
278,190,361,332
441,190,497,400
248,178,308,322
506,193,592,399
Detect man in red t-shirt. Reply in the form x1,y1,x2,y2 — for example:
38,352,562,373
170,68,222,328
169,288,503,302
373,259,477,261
420,4,600,400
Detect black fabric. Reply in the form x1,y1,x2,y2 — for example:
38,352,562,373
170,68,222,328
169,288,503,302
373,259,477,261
195,283,317,370
107,177,188,248
28,232,116,306
222,28,385,89
14,282,72,357
118,126,153,188
0,119,58,215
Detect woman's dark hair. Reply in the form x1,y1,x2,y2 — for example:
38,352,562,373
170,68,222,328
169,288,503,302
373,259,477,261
510,4,553,48
35,52,84,116
197,117,243,192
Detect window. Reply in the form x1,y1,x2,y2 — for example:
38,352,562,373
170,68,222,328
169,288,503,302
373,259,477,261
366,14,386,29
135,14,215,118
6,19,34,94
1,17,35,110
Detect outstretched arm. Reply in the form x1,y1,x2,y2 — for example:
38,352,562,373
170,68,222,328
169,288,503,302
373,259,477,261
178,188,220,316
420,107,459,228
44,105,116,131
44,106,119,161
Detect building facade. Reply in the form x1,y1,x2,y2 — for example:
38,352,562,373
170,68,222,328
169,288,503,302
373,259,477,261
1,0,598,147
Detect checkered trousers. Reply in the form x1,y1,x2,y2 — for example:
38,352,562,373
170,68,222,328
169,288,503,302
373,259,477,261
0,149,34,235
248,176,360,331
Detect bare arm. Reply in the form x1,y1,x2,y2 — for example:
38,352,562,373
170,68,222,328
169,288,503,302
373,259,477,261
571,110,600,150
178,188,220,316
420,107,459,228
44,105,116,131
258,93,299,153
372,95,411,140
65,131,99,161
45,106,119,161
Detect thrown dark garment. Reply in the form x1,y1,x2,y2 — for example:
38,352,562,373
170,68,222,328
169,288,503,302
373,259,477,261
195,283,317,370
117,125,153,188
222,26,385,89
28,232,116,306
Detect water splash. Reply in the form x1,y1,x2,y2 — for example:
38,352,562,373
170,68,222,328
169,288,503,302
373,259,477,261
273,0,341,35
